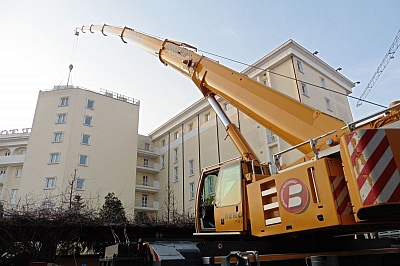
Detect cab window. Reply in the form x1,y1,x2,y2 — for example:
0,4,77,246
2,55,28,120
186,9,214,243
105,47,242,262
215,162,242,207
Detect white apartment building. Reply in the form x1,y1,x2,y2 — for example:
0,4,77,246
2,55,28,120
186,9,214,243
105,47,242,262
0,129,30,205
0,40,355,219
2,86,140,215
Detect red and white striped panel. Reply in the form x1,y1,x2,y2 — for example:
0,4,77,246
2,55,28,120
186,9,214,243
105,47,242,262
345,129,400,206
330,175,352,215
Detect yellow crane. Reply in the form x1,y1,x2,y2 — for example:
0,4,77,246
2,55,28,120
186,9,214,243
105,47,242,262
76,24,400,265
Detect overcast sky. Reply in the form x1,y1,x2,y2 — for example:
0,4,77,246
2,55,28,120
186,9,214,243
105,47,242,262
0,1,399,135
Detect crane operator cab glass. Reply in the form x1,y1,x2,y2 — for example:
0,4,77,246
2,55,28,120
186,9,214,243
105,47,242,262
198,161,245,233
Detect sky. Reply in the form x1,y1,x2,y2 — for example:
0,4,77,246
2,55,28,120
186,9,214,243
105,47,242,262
0,1,399,135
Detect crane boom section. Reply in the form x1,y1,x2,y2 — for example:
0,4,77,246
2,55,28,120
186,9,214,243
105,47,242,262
77,24,347,154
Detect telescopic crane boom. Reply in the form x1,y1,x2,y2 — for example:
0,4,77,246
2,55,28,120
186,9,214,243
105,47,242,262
76,24,348,158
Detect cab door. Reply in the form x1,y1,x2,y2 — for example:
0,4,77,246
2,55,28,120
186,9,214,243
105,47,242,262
214,161,245,232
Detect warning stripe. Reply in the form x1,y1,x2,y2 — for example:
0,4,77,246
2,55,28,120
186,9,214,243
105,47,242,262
347,129,400,206
388,181,400,202
350,129,379,167
363,157,397,205
356,135,389,190
344,132,355,146
330,175,351,215
359,147,394,203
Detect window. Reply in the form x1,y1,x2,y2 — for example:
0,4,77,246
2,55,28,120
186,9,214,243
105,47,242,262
49,153,60,164
267,131,277,144
142,194,148,207
0,170,6,175
56,113,67,123
296,59,304,73
41,201,52,210
81,134,90,145
208,175,215,194
189,182,195,200
4,151,10,156
15,168,22,177
188,159,194,176
142,175,148,186
86,99,94,109
83,115,93,126
173,148,178,162
205,112,211,122
300,83,308,97
215,162,242,207
325,97,333,111
188,123,193,132
161,155,165,169
320,77,327,88
53,132,64,142
79,155,88,166
174,131,179,140
173,167,179,182
76,179,85,190
143,158,149,167
144,143,150,151
45,177,56,189
59,97,69,106
10,189,17,204
224,103,232,111
161,139,165,147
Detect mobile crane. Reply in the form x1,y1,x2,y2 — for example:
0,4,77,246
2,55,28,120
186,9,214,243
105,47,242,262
76,24,400,265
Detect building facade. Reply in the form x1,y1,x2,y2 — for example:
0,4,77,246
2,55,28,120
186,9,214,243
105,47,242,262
2,86,140,215
144,40,354,217
0,40,355,219
0,129,30,206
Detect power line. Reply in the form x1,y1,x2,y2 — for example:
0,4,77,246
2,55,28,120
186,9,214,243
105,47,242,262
198,49,387,108
128,28,387,108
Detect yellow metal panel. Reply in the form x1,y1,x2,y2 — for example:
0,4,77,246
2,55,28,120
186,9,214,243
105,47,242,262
214,204,244,232
247,158,352,237
340,129,400,222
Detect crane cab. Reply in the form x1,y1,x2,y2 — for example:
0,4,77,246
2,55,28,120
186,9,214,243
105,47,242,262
195,159,267,235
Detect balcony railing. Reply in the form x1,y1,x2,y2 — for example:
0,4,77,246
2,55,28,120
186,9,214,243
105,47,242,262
136,163,160,173
135,181,160,193
0,154,25,166
137,148,159,159
134,201,159,211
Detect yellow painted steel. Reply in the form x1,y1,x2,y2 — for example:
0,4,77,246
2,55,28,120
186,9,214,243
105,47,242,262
246,158,356,236
226,123,258,161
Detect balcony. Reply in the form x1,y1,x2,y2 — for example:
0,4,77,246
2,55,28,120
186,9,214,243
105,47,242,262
134,201,159,212
136,162,160,174
135,181,159,193
0,154,25,166
137,147,159,159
